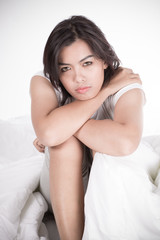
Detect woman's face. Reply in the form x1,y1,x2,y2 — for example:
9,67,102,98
58,39,107,100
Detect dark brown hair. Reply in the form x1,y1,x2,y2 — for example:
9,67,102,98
43,15,120,104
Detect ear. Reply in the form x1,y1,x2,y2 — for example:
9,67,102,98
103,62,108,69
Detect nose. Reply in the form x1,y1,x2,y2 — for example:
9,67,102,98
73,68,85,83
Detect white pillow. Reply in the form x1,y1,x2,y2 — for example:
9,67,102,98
0,115,40,162
143,135,160,156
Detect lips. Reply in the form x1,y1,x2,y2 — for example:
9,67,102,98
76,86,91,94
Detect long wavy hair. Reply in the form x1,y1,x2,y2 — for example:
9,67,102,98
43,15,120,104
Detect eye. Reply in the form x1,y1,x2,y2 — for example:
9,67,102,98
60,66,71,73
83,61,92,66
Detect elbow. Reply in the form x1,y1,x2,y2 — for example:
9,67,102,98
35,128,57,147
38,128,65,147
120,136,141,156
38,134,54,147
34,120,67,147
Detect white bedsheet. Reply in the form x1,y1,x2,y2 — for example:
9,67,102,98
1,116,160,240
0,116,49,240
0,156,48,240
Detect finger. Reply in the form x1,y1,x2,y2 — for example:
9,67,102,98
33,138,39,145
36,140,42,147
33,139,37,145
118,66,132,71
39,148,45,153
37,142,45,149
36,144,45,153
33,140,38,148
130,74,142,84
130,73,141,79
39,145,45,150
33,139,45,152
39,143,45,148
123,67,133,73
127,68,133,73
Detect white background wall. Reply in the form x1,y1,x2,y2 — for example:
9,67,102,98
0,0,160,136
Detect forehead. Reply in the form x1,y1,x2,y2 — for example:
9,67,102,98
59,39,93,62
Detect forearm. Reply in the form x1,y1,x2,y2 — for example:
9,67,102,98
38,88,109,146
75,119,142,156
32,68,142,147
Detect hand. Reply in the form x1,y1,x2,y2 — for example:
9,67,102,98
105,67,142,96
33,138,45,153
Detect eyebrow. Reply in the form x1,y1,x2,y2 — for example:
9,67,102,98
58,54,94,66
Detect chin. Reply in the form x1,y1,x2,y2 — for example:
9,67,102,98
76,94,96,101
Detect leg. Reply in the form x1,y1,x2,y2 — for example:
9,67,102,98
49,136,84,240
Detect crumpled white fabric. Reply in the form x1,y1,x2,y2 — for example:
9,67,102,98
17,192,48,240
0,116,49,239
83,140,160,240
0,156,48,240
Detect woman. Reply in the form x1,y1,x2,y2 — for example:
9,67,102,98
30,16,160,240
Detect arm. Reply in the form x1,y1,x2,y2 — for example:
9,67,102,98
30,76,109,146
75,88,145,156
30,68,141,147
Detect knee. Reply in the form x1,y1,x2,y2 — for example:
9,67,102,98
49,136,83,163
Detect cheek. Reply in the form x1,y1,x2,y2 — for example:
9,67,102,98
60,77,73,93
93,68,105,85
59,75,68,87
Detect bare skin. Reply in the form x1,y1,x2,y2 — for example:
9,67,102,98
49,136,84,240
33,138,45,153
30,39,143,239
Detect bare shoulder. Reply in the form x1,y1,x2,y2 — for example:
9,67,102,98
30,75,55,97
30,75,59,121
114,88,144,124
115,88,145,109
30,75,58,104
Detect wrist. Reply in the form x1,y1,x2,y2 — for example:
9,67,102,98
74,118,93,141
74,130,79,138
